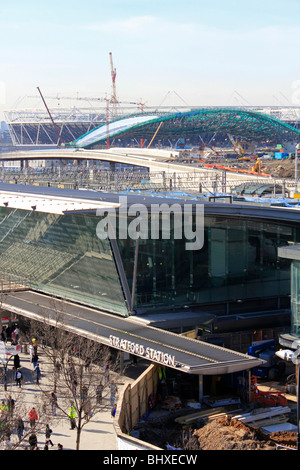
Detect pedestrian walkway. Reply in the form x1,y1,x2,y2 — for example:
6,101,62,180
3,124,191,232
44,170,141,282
0,346,137,450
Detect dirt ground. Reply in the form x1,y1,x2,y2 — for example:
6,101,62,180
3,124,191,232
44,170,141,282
201,155,297,179
136,377,298,451
259,158,296,179
137,406,297,451
193,415,296,450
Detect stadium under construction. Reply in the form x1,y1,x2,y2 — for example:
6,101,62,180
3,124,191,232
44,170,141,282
4,97,300,149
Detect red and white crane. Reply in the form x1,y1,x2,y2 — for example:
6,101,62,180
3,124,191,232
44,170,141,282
109,52,118,115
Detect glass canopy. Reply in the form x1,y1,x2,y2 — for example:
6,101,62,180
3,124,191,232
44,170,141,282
0,207,128,316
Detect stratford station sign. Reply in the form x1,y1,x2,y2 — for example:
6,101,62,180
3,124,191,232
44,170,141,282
109,335,175,367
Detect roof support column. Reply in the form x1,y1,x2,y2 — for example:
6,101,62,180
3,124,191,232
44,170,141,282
131,237,140,313
109,235,132,317
198,374,203,404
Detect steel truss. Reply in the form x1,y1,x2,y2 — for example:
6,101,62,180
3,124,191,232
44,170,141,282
4,100,300,147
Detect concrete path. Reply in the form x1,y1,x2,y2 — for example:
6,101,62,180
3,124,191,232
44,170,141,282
0,346,138,450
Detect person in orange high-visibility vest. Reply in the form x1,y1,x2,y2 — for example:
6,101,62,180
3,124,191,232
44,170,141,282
28,407,38,429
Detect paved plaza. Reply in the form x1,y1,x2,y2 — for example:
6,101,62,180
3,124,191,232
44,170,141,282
0,345,134,450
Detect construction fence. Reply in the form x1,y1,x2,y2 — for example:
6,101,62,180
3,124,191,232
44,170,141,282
114,363,162,450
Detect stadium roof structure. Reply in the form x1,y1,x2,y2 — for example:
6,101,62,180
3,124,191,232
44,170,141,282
72,107,300,148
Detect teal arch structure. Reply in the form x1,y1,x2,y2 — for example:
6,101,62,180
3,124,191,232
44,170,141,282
71,108,300,149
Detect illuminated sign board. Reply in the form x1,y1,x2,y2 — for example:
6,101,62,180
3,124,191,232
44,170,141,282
109,335,175,367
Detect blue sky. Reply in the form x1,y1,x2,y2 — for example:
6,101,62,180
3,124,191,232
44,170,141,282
1,0,300,118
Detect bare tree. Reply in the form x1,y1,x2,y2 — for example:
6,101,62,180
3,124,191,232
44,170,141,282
24,311,122,450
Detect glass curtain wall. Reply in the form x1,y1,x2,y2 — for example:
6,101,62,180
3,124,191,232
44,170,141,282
0,206,297,317
291,261,300,337
118,213,296,310
0,207,127,316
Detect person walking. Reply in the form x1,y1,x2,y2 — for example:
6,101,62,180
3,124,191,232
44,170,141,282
44,440,50,450
96,382,103,404
84,399,92,423
0,400,8,417
50,391,58,416
7,396,15,417
28,432,37,450
28,407,38,429
81,384,88,401
13,353,20,369
11,326,19,344
15,368,22,388
13,326,19,343
71,377,78,396
34,363,41,384
32,338,38,354
32,351,38,369
16,416,24,441
54,360,61,384
110,382,118,407
29,343,34,361
1,326,7,342
104,365,110,383
45,424,54,446
69,403,76,430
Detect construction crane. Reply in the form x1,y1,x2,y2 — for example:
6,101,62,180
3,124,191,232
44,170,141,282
109,52,118,116
36,86,64,147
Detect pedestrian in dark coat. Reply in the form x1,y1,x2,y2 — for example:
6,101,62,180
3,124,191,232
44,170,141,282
7,396,15,416
34,364,41,384
29,433,37,450
50,391,58,416
45,424,54,446
1,327,7,342
13,354,20,369
96,382,103,404
32,352,38,369
16,416,24,441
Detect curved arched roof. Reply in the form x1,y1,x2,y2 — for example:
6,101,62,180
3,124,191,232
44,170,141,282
72,108,300,148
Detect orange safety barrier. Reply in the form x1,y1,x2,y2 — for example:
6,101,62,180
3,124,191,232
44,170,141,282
203,164,271,177
250,376,288,406
256,390,288,407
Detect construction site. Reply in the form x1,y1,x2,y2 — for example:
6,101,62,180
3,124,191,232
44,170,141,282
2,53,300,453
0,148,298,205
2,51,300,198
129,374,299,450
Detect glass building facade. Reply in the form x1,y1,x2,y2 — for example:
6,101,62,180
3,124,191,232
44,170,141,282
0,207,127,315
0,205,298,317
290,261,300,336
118,214,296,310
277,245,300,339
